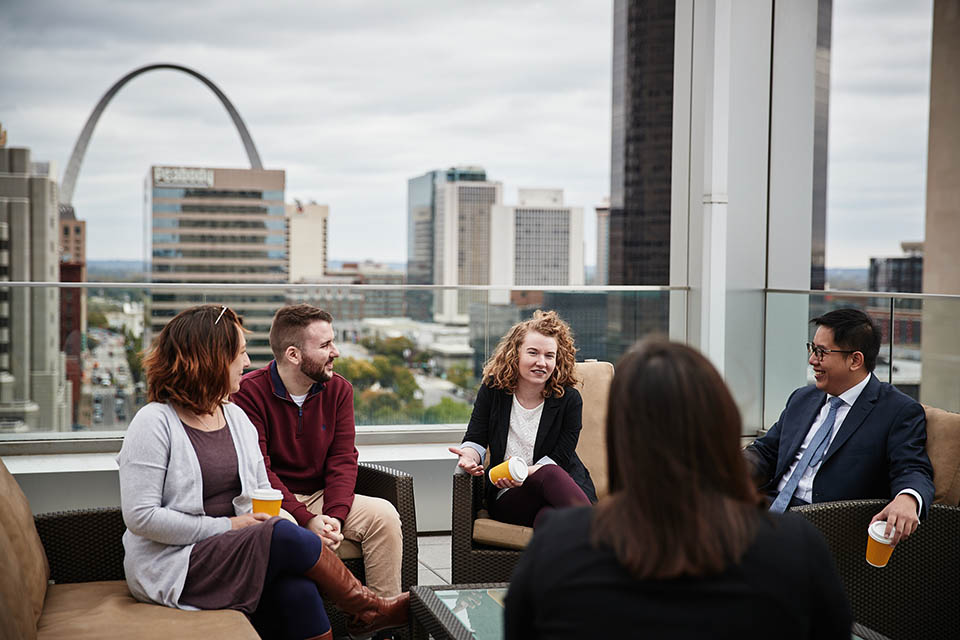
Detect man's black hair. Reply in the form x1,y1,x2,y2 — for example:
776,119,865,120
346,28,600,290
810,308,881,372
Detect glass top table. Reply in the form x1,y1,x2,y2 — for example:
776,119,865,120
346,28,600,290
410,584,891,640
410,584,508,640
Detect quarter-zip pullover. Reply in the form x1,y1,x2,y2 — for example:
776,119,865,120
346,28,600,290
232,361,358,525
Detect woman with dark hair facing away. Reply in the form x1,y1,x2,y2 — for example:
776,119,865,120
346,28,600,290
505,338,852,639
449,310,595,529
118,305,407,640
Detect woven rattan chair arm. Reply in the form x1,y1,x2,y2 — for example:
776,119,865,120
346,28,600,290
355,462,418,590
34,506,126,584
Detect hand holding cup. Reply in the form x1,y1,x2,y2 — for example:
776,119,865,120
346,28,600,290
488,457,528,489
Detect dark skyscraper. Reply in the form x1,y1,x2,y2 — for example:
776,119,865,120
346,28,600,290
608,0,675,286
811,0,832,290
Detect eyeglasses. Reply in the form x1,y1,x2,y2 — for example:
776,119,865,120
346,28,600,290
806,342,855,359
214,305,228,325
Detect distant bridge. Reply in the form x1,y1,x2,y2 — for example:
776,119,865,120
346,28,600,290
60,63,262,206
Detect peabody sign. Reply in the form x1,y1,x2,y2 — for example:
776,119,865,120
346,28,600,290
154,166,215,188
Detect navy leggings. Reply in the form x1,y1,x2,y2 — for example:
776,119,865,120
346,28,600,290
251,520,330,640
489,464,591,528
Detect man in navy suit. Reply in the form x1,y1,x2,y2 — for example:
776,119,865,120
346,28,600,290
745,308,934,544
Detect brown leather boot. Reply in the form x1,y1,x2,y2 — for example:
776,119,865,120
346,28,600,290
305,547,409,637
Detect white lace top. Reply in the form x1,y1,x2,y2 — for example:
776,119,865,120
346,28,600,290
504,394,545,466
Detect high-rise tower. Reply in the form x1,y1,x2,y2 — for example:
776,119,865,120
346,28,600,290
146,165,286,367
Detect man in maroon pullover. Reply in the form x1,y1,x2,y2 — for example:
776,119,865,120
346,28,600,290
232,304,403,596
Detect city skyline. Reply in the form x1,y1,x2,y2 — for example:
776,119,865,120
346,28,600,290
0,0,934,270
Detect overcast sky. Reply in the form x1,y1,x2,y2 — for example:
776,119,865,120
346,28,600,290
0,0,934,269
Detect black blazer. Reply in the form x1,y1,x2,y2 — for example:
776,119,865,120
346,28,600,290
745,374,935,517
505,507,852,640
462,383,597,506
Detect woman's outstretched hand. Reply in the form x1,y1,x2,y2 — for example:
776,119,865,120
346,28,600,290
230,512,270,530
449,446,485,476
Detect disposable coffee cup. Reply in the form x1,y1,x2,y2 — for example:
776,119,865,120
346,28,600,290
251,488,283,517
865,520,895,567
488,457,528,484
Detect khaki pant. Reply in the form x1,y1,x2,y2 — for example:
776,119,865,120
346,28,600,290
279,490,402,596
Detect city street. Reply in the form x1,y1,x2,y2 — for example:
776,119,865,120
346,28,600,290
83,328,136,429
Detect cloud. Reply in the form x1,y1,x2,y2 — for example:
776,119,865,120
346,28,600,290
825,0,933,268
1,0,935,273
1,0,612,263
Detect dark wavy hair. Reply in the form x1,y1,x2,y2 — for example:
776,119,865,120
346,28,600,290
144,305,245,415
481,309,578,398
591,337,765,579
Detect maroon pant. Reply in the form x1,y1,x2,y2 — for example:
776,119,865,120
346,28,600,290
489,464,591,528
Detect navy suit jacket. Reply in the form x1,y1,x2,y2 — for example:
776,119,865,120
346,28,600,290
462,383,597,507
745,374,934,518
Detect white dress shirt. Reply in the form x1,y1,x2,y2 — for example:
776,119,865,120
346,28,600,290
776,374,922,513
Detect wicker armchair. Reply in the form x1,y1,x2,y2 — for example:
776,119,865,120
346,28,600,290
451,361,613,584
35,462,417,640
791,499,960,640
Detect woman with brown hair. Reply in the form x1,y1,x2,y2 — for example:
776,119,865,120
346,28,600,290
449,310,595,528
118,305,407,640
505,337,852,639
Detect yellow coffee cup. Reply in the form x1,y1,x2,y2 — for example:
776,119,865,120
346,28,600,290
488,457,528,484
865,520,895,567
251,488,283,517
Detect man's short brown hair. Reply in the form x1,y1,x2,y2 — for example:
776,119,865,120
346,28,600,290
269,304,334,361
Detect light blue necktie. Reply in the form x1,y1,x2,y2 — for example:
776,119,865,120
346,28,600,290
769,396,845,513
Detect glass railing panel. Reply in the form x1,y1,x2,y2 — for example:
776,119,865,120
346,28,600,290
884,296,922,402
900,295,960,413
0,283,683,441
764,290,960,435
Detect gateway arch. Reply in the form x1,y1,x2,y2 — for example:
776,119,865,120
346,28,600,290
60,63,263,206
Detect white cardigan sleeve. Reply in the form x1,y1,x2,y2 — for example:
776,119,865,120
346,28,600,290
118,404,231,546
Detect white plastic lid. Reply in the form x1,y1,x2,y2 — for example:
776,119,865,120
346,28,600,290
252,488,283,501
868,520,894,544
508,457,529,482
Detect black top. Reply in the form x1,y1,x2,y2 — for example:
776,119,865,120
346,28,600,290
463,383,596,505
505,506,852,640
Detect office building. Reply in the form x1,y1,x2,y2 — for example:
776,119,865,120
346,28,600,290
609,0,675,286
434,172,502,324
58,209,86,426
286,200,329,282
489,188,584,306
407,166,488,322
595,198,610,285
324,260,405,319
146,165,286,367
810,0,832,290
0,146,71,431
869,243,923,294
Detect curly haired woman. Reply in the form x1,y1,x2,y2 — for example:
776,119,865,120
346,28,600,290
449,310,596,528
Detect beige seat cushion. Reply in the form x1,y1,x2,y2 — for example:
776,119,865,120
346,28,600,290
472,517,532,551
0,458,50,639
924,405,960,507
38,581,259,640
